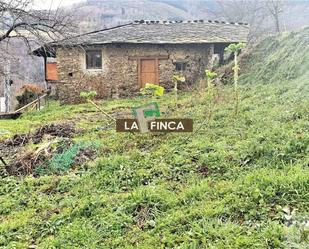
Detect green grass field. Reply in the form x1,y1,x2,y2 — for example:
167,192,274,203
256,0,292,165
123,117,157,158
0,29,308,248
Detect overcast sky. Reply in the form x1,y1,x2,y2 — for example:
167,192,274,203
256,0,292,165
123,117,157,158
34,0,83,9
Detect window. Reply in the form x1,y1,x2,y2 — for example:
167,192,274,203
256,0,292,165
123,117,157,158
86,50,102,69
175,62,186,71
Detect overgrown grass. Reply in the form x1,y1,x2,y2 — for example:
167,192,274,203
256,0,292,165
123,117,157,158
0,30,308,248
240,27,309,85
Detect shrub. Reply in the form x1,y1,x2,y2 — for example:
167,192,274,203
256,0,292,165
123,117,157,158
172,74,186,93
225,42,246,115
80,91,97,100
140,83,164,97
16,84,44,109
34,142,79,175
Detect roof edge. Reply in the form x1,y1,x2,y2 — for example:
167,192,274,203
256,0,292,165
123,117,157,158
132,19,249,26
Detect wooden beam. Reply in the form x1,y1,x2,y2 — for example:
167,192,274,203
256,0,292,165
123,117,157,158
15,94,47,113
44,56,47,81
129,55,168,60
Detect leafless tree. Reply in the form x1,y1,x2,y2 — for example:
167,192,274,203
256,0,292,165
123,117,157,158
0,0,75,50
211,0,268,40
266,0,283,33
0,0,75,111
212,0,287,40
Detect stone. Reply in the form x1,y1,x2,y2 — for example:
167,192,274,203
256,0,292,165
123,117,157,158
52,43,214,104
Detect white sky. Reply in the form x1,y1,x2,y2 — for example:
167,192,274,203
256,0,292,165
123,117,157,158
33,0,83,9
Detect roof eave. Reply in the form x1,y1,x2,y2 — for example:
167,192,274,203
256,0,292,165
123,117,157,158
31,45,56,57
63,40,248,46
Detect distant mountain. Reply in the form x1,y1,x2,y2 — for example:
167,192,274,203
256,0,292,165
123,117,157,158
70,0,216,32
152,0,219,12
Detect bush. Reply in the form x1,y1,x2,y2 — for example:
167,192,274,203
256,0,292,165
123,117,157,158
16,84,44,109
32,140,99,176
140,83,164,97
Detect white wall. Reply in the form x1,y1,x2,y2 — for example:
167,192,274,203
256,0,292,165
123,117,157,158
0,97,5,113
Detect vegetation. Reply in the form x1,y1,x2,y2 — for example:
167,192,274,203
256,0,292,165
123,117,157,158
15,84,44,109
204,70,218,120
205,70,217,88
140,83,165,97
172,74,186,104
33,142,79,176
80,91,115,122
225,42,246,115
80,91,98,100
172,74,186,92
0,30,308,248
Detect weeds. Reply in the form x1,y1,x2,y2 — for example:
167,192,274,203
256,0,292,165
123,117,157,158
0,30,308,248
172,74,186,103
225,42,246,115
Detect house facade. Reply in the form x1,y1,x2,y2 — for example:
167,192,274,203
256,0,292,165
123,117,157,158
34,20,249,103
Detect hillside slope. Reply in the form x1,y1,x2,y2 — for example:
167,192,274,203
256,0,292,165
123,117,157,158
240,27,309,85
73,0,214,31
0,29,308,248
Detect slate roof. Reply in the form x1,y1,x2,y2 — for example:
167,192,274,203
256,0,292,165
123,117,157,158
33,20,249,56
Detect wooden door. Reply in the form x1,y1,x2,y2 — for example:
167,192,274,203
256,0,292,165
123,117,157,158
139,59,159,87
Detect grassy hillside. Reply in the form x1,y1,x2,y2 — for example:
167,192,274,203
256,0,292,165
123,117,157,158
0,29,308,248
241,27,309,85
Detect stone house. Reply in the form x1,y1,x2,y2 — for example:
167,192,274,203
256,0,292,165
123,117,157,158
33,20,249,103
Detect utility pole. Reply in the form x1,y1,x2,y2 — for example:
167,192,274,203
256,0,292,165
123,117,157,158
3,60,11,113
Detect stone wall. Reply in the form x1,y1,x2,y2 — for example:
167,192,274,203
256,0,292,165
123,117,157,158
54,43,213,103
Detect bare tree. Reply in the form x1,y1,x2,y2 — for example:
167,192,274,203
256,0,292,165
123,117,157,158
266,0,283,33
212,0,287,40
211,0,268,40
0,0,75,112
0,0,75,50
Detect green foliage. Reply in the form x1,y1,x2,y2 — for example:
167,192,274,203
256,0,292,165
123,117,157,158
15,84,44,109
225,43,246,115
205,69,217,89
140,83,165,97
172,74,186,104
225,42,246,53
172,74,186,83
172,74,186,92
16,90,36,108
203,69,217,119
240,28,309,85
49,144,79,173
205,70,217,80
0,30,308,248
80,91,97,100
34,142,79,175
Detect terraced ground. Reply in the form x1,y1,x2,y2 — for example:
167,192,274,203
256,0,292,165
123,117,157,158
0,28,308,248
